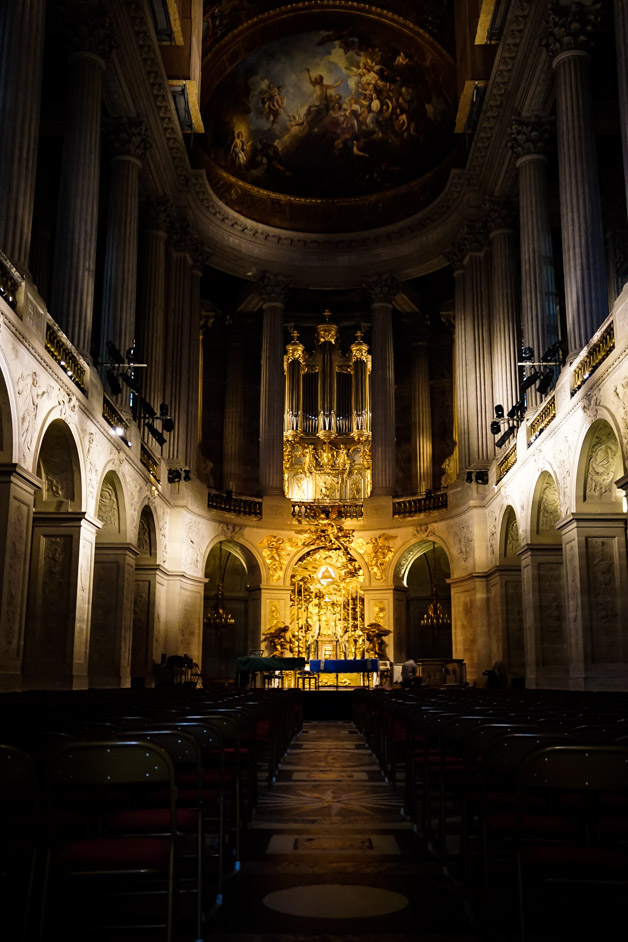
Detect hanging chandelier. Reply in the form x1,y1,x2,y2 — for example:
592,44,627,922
205,545,234,629
420,542,451,630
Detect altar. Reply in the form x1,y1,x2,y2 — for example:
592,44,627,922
308,658,379,688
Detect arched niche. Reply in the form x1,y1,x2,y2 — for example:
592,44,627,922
202,540,252,679
137,505,157,560
404,541,452,660
34,419,81,511
0,363,14,462
531,470,562,543
95,471,127,542
500,506,521,563
575,419,624,513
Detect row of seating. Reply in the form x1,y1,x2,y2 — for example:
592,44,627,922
0,685,302,942
353,686,628,940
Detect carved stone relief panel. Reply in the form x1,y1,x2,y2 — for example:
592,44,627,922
504,511,520,558
585,425,619,502
538,561,566,668
75,541,92,663
138,510,152,555
98,477,120,533
537,478,561,534
40,535,72,658
121,560,135,670
505,579,525,675
132,579,150,676
179,588,201,658
586,537,620,663
90,561,119,672
17,371,53,457
1,499,29,658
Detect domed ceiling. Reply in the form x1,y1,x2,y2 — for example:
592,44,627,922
197,2,458,233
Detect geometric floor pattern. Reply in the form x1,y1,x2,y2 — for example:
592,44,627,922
206,720,475,941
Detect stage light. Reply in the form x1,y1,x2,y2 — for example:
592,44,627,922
146,423,167,447
490,420,501,435
494,404,504,419
521,345,534,361
106,369,122,395
120,370,142,394
126,345,136,362
496,425,516,448
541,340,563,362
167,469,181,484
159,402,169,416
465,470,474,484
536,367,554,396
475,470,489,485
520,369,541,392
507,400,525,419
183,468,191,483
162,416,174,433
106,340,125,365
140,398,156,418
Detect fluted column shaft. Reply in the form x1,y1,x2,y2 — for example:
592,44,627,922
489,226,520,412
411,335,432,494
370,300,396,495
50,52,107,355
0,0,46,271
164,245,192,462
519,155,558,355
452,267,467,471
136,206,168,416
223,327,246,492
464,251,493,466
186,264,202,471
100,155,142,365
615,0,628,215
259,300,286,496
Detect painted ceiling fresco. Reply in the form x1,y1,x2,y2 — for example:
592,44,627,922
202,22,456,202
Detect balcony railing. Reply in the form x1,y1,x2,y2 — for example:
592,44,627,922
393,490,448,518
207,489,262,518
291,502,363,521
45,320,88,395
571,320,615,395
496,441,517,482
140,442,160,484
102,395,128,434
528,394,556,446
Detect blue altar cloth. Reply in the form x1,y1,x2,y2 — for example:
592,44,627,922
309,658,379,673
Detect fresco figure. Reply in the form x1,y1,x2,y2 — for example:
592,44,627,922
229,130,249,170
260,81,286,125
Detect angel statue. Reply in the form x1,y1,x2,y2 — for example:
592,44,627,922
262,623,290,657
364,622,391,660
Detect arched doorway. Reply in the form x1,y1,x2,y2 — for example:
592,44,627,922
405,542,452,660
202,542,249,680
131,504,162,688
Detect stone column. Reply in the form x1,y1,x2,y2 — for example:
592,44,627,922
89,543,138,687
543,1,607,356
136,197,171,419
133,562,167,687
365,275,396,496
258,273,289,497
50,4,114,357
507,116,559,407
411,324,432,494
519,544,567,689
486,198,521,413
186,240,205,472
223,322,246,493
458,223,493,468
0,0,46,272
164,219,193,463
0,465,41,690
614,0,628,217
100,116,149,370
449,254,467,472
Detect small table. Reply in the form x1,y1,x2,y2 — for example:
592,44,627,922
296,671,319,690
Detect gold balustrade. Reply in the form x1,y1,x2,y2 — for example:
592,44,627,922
496,442,517,482
140,442,160,484
45,322,87,394
528,394,556,446
571,321,615,395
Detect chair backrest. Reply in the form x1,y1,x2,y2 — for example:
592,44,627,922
483,733,570,780
518,744,628,792
47,739,175,786
117,728,201,772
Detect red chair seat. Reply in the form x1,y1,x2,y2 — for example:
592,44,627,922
486,813,577,837
56,836,171,871
108,807,198,833
520,843,628,872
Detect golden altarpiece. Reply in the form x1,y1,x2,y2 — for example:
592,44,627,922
263,312,390,682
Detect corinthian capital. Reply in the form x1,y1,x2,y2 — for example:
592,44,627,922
104,116,150,162
363,273,398,305
141,196,174,233
507,114,555,161
485,197,519,234
542,1,601,62
258,272,291,305
60,1,115,62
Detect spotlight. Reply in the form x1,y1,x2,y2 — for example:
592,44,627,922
140,398,156,418
490,420,501,435
465,470,474,484
521,345,534,361
475,470,489,485
126,345,136,362
520,369,542,392
507,400,525,419
167,469,182,484
159,402,169,416
494,404,504,419
541,340,563,363
146,423,167,447
183,468,191,483
120,370,142,394
496,425,516,448
536,367,554,396
162,417,174,433
106,369,122,396
106,340,125,365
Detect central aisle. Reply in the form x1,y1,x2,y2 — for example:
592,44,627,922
207,720,472,941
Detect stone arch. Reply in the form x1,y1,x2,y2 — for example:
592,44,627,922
499,506,521,563
575,419,624,512
396,539,452,664
95,470,127,542
34,419,82,512
137,504,157,560
202,539,257,679
0,360,15,462
530,470,562,543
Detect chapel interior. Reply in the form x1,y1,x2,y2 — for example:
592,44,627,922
2,0,628,939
